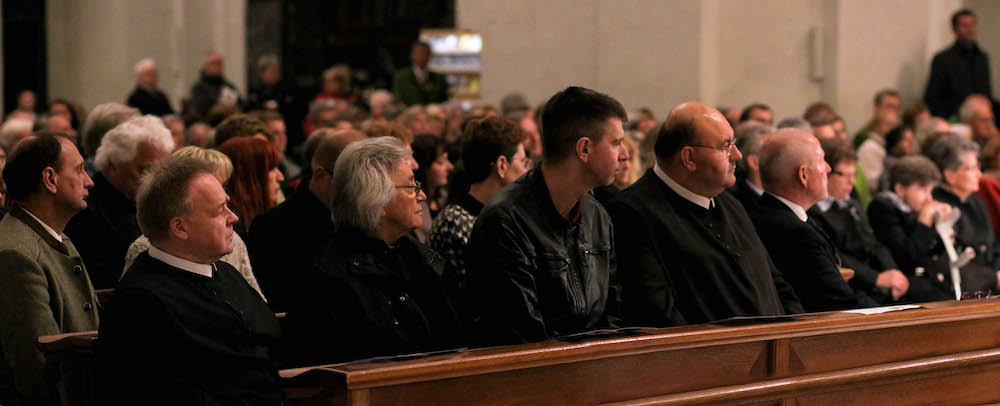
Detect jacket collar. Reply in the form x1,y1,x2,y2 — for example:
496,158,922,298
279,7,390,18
529,164,582,228
10,205,69,255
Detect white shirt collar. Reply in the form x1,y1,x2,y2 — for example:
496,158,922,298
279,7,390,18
816,197,835,213
148,245,213,278
745,179,763,196
769,192,809,222
654,163,713,210
22,208,62,242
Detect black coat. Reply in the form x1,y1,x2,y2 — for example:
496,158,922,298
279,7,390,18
608,169,801,327
809,200,895,300
924,41,994,119
282,228,463,365
727,178,763,214
125,85,174,116
931,186,1000,292
751,193,878,312
65,172,140,289
97,252,283,406
247,186,333,313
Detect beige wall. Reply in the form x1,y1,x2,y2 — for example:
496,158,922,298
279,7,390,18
47,0,246,115
457,0,981,131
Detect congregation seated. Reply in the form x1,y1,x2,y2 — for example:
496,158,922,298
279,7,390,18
123,146,264,300
808,139,944,303
926,135,1000,292
608,103,801,327
0,133,98,405
751,129,879,311
867,156,971,298
65,115,173,289
96,156,282,405
282,137,462,365
466,86,626,345
247,129,365,312
428,116,529,303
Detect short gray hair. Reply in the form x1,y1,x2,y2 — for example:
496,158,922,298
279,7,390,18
95,115,175,172
0,118,33,149
776,117,812,132
136,157,216,243
82,103,139,157
925,134,979,173
330,137,410,233
734,122,774,177
135,58,156,74
257,54,279,71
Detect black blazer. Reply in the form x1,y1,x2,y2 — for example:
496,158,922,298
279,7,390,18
751,193,877,312
808,200,896,297
727,178,763,214
608,170,802,327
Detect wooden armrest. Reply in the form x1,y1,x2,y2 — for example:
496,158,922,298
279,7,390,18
95,288,114,304
37,331,99,358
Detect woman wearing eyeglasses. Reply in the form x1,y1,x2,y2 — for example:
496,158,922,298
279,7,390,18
281,136,463,366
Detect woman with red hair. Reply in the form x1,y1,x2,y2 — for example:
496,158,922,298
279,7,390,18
218,136,284,238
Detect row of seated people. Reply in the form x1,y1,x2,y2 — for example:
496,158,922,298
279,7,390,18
2,86,999,405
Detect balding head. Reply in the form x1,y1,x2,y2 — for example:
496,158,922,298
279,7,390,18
759,128,830,208
655,102,741,198
203,52,223,77
313,129,366,170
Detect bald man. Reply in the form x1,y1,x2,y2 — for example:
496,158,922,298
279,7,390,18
608,102,802,327
751,129,878,312
247,129,366,312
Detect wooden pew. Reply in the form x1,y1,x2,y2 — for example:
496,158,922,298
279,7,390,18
40,300,1000,405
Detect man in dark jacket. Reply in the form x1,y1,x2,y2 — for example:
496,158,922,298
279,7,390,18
466,86,628,346
125,58,174,116
248,129,364,312
924,9,998,121
392,42,449,106
97,157,283,405
188,52,243,121
609,102,800,328
282,137,462,365
752,129,878,312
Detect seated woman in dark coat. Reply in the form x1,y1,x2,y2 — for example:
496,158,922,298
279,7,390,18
868,155,988,300
282,137,463,366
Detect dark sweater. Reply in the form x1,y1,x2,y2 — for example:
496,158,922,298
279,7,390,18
96,252,282,406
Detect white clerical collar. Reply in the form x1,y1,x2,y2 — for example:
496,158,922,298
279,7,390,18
22,208,62,242
654,163,713,210
148,245,213,278
769,193,808,222
816,197,835,213
745,179,763,196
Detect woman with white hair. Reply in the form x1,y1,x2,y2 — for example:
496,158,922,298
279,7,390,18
282,136,462,365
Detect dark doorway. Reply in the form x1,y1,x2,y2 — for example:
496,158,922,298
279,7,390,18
2,0,47,115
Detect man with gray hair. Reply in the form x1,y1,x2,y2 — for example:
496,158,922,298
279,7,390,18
97,156,283,405
959,94,998,149
928,134,1000,292
66,115,174,288
125,58,175,116
751,129,878,311
728,121,773,212
283,136,461,364
80,103,140,171
0,117,33,151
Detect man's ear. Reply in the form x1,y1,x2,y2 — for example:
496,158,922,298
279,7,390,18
680,147,697,172
41,167,58,194
169,217,189,241
747,155,760,172
576,137,592,162
798,165,809,187
495,155,509,179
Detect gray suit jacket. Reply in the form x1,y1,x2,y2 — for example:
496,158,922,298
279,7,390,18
0,206,99,406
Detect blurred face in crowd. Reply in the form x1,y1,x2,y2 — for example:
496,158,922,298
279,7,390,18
167,121,185,149
501,143,530,185
803,137,831,205
138,66,158,88
876,94,901,114
203,53,223,77
955,14,978,44
49,103,72,122
180,173,239,263
188,123,212,147
105,141,170,201
945,152,982,198
896,182,936,212
828,160,856,201
267,167,284,206
586,117,630,186
381,160,427,241
746,107,773,125
426,152,453,190
967,102,997,140
411,44,431,70
520,115,541,158
890,128,917,157
52,137,94,213
266,119,287,154
812,124,836,140
17,90,35,111
690,112,742,195
49,115,76,140
831,119,848,141
260,65,280,87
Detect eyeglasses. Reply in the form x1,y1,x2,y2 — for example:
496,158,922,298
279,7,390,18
685,140,736,157
395,180,423,197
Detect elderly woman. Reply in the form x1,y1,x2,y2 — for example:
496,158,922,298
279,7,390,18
122,146,264,300
282,136,462,365
927,135,1000,293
